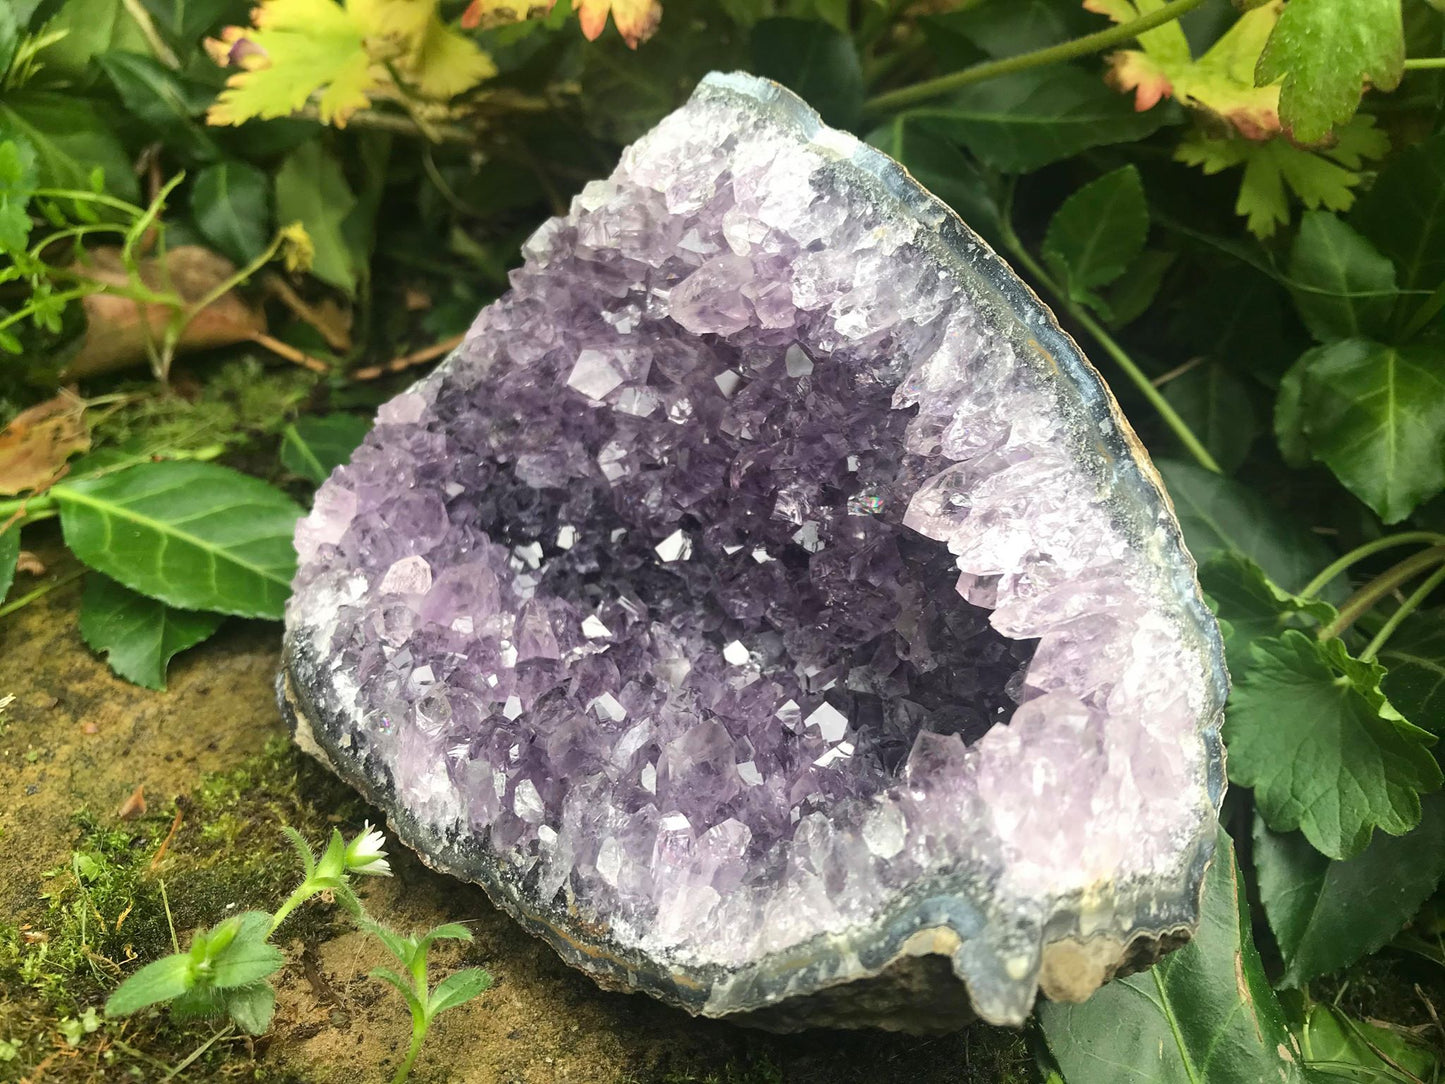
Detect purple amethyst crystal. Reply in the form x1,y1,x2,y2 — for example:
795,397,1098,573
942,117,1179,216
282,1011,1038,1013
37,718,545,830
280,73,1227,1031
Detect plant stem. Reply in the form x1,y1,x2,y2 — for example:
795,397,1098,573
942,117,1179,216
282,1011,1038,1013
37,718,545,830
1318,546,1445,641
998,214,1222,474
0,568,85,618
1300,532,1445,600
1403,57,1445,70
392,1024,428,1084
268,883,318,934
31,189,147,217
1361,564,1445,661
0,493,57,522
863,0,1206,115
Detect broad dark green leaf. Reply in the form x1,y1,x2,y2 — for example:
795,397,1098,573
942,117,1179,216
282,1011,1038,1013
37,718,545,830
922,0,1091,64
0,523,17,603
1038,828,1307,1084
1287,211,1397,342
280,414,371,485
1155,459,1338,593
95,51,219,162
1160,362,1259,475
1198,554,1336,676
1351,130,1445,295
1255,795,1445,987
54,461,303,620
32,0,150,79
78,575,223,690
105,953,193,1016
223,982,276,1035
0,93,139,201
1256,0,1404,144
427,968,493,1016
1379,608,1445,730
1043,165,1148,312
138,0,246,52
192,160,272,264
903,67,1171,174
750,18,863,130
864,117,1003,246
1294,339,1445,523
275,142,359,295
1226,629,1442,859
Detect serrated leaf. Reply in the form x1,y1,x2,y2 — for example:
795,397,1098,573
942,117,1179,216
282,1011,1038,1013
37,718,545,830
0,135,37,252
1351,129,1445,296
1225,629,1442,859
79,575,224,690
0,92,140,202
923,0,1094,65
1198,553,1336,675
749,18,862,130
1038,827,1307,1084
1294,339,1445,523
427,968,492,1016
1159,361,1259,474
275,142,359,295
54,461,303,620
1255,795,1445,987
903,66,1171,174
1287,211,1397,342
106,953,194,1016
1256,0,1404,144
95,51,220,162
864,118,1003,247
1379,608,1445,730
1043,165,1147,311
223,982,276,1035
192,160,273,265
1155,459,1339,593
0,524,17,602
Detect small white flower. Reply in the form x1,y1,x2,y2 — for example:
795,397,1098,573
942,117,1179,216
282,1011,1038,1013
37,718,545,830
344,823,392,877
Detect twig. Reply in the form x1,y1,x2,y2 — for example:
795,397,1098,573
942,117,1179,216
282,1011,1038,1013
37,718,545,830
262,274,352,351
149,805,186,872
1150,355,1206,387
351,333,466,381
246,332,333,374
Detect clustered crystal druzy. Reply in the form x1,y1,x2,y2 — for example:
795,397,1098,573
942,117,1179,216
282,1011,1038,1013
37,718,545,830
286,74,1224,1025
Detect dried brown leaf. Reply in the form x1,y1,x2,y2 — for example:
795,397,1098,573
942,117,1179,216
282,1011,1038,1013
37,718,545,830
0,390,91,496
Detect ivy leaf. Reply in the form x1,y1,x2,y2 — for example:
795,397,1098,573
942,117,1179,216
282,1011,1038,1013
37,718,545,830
1256,0,1404,145
864,118,1003,246
279,414,371,484
1379,609,1445,730
1287,211,1397,342
78,575,224,690
1174,114,1390,239
1293,339,1445,523
750,18,862,129
903,66,1171,174
275,142,359,295
1225,629,1442,859
1159,361,1258,474
1038,827,1308,1084
54,461,304,620
1042,165,1147,314
1155,459,1338,593
1254,795,1445,988
1350,130,1445,296
1198,553,1336,675
192,160,273,265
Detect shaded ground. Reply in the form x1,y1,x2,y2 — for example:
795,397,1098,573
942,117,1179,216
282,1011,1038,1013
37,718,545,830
0,535,1031,1084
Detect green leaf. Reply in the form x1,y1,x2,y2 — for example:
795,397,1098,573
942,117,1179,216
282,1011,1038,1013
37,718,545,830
1198,553,1336,676
865,117,1003,247
275,142,359,295
223,982,276,1036
419,923,473,946
1287,211,1397,342
279,415,371,485
105,953,194,1016
280,826,317,880
370,966,418,1003
78,575,224,690
0,523,17,603
192,161,273,266
749,18,863,130
921,0,1092,64
427,968,492,1016
1293,339,1445,523
904,66,1172,174
1038,828,1307,1084
1351,130,1445,296
1159,362,1259,475
208,912,284,989
1254,794,1445,988
364,920,419,969
1225,629,1442,859
0,134,37,252
0,3,18,76
54,461,303,621
1379,608,1445,730
95,51,219,162
1256,0,1404,144
1155,459,1339,593
33,0,150,78
1043,165,1148,311
1297,1004,1438,1082
0,92,139,201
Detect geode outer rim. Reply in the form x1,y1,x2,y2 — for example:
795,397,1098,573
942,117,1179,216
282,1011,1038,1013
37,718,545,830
280,71,1229,1028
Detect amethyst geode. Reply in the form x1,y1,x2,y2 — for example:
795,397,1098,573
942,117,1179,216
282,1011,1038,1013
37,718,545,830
280,73,1227,1030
